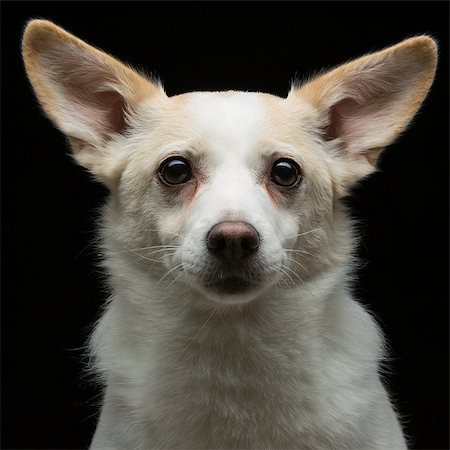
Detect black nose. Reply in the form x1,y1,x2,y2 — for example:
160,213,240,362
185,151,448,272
207,221,260,262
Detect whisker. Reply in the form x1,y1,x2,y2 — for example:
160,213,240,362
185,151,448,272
158,263,184,284
278,277,292,289
285,256,309,274
278,267,295,287
145,228,186,239
146,248,179,257
285,248,313,257
131,251,167,264
109,245,179,256
166,270,185,289
286,227,323,240
281,264,304,283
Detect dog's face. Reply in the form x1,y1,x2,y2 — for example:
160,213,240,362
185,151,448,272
22,21,437,304
118,91,335,303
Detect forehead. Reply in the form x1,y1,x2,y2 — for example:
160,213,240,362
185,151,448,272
181,91,270,127
172,91,280,155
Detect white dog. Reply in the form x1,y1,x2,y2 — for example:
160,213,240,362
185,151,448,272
23,20,436,449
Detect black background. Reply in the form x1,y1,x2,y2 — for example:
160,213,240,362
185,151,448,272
2,2,449,449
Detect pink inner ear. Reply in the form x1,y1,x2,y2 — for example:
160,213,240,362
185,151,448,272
93,91,128,135
51,49,130,139
62,83,129,141
323,88,393,154
324,98,358,141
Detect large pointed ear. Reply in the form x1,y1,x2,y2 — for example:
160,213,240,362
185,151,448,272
289,36,437,194
22,19,165,186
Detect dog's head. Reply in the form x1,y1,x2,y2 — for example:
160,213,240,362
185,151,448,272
23,21,437,304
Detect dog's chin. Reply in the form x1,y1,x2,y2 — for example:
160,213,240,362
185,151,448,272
207,275,253,294
200,275,265,305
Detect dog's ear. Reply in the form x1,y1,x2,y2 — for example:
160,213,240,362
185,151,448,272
22,19,165,186
289,36,437,194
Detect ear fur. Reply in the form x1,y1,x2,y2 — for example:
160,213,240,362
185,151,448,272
22,19,165,185
289,36,437,193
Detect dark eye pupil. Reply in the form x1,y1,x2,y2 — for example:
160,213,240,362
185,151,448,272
159,158,191,186
271,159,301,187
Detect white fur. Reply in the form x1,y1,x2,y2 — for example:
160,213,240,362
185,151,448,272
88,91,406,449
22,22,437,449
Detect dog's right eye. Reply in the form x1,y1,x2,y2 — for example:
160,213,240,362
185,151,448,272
158,157,192,186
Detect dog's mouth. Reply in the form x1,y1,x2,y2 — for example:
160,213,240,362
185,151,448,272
204,274,253,295
199,262,268,300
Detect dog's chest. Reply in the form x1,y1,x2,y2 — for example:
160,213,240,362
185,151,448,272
138,315,327,448
95,291,394,449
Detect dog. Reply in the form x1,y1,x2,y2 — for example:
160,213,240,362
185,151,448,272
22,20,436,449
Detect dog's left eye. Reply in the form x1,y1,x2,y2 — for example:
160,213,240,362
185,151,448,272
270,159,302,188
158,157,192,186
